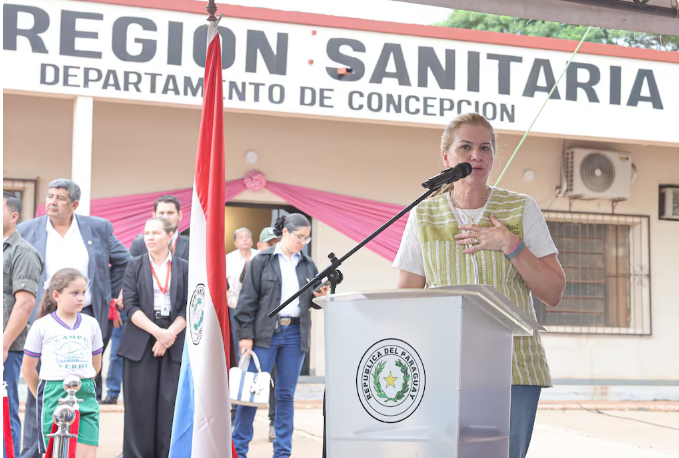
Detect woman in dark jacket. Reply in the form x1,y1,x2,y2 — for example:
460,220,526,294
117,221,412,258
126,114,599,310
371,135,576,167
118,217,188,458
233,213,328,458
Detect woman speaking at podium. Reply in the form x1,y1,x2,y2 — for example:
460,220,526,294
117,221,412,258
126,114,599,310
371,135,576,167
393,113,566,458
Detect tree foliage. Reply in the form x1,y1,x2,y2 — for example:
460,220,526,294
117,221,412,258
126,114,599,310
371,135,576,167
437,10,678,51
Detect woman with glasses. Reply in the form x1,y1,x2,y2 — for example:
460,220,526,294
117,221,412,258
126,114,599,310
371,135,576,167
233,213,328,458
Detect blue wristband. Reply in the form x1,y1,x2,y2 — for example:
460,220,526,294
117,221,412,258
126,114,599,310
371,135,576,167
505,239,525,260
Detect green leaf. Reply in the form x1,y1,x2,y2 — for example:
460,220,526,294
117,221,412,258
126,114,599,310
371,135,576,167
372,361,390,400
436,10,678,51
393,359,411,402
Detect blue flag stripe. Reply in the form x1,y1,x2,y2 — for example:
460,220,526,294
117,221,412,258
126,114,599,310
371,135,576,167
169,338,195,458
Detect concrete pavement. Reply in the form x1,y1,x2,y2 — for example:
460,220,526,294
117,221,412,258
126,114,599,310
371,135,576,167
23,406,679,458
19,382,679,458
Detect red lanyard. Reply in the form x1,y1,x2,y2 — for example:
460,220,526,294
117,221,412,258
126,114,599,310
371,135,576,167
173,236,178,251
151,260,172,295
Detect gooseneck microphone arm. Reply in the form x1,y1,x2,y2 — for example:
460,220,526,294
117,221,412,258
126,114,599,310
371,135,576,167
267,163,472,318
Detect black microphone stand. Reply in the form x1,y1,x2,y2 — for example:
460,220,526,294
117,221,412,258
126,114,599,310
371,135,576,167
268,186,438,317
268,166,468,457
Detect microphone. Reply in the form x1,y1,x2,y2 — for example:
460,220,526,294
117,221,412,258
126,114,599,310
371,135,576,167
421,162,473,189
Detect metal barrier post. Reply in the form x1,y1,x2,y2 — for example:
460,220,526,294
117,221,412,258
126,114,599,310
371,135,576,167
59,376,83,409
46,405,77,458
47,376,83,458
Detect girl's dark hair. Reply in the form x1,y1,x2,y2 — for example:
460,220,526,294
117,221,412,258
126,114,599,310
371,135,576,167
38,268,88,318
273,213,311,238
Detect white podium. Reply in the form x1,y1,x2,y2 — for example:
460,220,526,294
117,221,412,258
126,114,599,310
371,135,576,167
314,285,545,458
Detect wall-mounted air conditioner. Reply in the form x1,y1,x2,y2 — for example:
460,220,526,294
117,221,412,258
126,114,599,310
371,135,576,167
564,148,632,200
659,186,679,221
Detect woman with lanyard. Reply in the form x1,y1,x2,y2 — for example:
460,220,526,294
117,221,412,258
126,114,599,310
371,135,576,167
117,217,188,458
233,213,328,458
393,113,566,458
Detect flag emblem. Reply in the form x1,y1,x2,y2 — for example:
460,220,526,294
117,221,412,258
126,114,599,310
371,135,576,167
189,284,206,345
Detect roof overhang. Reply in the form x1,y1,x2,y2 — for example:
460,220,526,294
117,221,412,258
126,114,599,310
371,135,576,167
397,0,679,36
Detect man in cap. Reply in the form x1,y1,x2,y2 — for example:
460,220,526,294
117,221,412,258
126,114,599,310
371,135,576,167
256,227,279,252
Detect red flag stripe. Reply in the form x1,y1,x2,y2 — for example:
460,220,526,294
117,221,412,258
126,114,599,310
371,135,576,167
3,396,15,458
193,33,230,369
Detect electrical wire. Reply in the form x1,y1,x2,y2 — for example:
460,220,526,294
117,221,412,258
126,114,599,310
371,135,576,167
494,26,594,187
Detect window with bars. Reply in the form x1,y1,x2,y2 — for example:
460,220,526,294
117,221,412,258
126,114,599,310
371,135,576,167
533,211,651,335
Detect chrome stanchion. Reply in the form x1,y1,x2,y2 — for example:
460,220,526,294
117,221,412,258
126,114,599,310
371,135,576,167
46,404,77,458
59,376,83,409
47,376,82,458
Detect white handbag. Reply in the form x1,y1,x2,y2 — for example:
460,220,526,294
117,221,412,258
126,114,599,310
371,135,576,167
229,351,272,408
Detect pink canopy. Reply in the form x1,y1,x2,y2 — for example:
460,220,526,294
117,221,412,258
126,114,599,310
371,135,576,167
37,172,408,262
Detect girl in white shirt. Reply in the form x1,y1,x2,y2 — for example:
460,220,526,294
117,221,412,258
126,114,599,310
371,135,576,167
22,267,103,458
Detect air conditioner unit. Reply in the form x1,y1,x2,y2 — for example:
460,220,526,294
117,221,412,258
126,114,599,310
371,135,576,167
659,186,679,220
564,148,632,200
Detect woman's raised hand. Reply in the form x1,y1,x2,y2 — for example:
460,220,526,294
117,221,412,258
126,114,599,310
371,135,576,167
455,214,520,255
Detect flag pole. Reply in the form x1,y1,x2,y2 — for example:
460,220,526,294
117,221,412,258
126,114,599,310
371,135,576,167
206,0,217,21
206,1,224,44
168,1,234,456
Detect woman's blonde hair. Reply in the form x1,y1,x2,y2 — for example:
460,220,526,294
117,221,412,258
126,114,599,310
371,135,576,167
433,112,497,197
38,268,87,318
145,217,176,252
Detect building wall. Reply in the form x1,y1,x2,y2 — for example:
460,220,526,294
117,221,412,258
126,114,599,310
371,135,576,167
3,95,73,194
3,93,679,384
224,206,273,252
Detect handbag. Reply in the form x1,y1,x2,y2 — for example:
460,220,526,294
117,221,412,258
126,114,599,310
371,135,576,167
229,351,272,408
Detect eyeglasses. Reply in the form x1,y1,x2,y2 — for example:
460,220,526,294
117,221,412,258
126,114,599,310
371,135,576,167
292,231,311,244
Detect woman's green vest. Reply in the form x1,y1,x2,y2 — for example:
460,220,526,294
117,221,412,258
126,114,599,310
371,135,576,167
414,188,551,387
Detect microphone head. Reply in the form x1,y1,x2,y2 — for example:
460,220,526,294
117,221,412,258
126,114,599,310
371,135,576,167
458,162,472,177
421,162,474,189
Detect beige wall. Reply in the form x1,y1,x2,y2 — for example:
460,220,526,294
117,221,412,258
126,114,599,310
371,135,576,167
224,206,273,253
3,95,73,207
4,93,679,382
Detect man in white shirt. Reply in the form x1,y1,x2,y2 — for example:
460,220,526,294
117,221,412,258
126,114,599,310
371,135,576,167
225,227,258,295
17,178,130,458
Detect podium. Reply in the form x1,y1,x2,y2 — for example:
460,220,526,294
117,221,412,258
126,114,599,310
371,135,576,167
314,285,545,458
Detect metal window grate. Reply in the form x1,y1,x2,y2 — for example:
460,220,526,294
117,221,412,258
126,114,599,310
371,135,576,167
534,211,651,335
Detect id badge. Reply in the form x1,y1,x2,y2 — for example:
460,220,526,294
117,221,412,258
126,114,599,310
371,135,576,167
161,296,171,317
